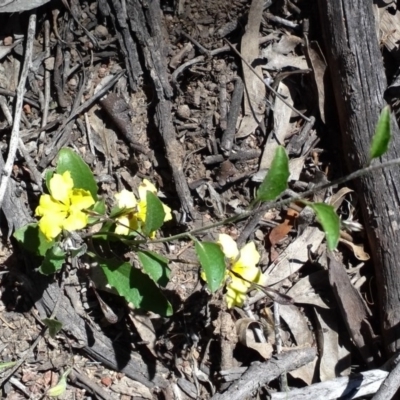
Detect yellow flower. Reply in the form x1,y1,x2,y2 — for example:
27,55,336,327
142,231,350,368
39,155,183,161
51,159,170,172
114,179,172,237
35,171,95,241
137,179,172,224
218,233,265,308
114,189,139,235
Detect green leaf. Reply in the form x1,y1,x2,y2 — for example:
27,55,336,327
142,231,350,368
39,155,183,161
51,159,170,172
370,106,391,160
42,318,63,338
47,369,71,397
13,223,54,256
195,241,226,293
143,191,165,236
309,203,340,251
44,169,54,193
88,200,106,225
39,245,66,275
256,146,289,202
56,148,98,200
0,361,17,370
99,258,173,316
92,200,106,215
138,251,170,287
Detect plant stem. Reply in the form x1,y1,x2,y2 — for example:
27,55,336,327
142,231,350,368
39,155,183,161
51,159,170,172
150,156,400,244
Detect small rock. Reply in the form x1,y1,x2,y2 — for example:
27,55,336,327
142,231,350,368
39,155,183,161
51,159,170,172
95,25,108,38
3,36,13,46
68,78,78,90
98,67,107,78
44,57,55,71
101,376,112,387
176,104,191,120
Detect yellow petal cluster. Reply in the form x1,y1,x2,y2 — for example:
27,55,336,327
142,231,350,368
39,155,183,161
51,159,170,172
35,171,95,241
114,179,172,237
218,233,265,308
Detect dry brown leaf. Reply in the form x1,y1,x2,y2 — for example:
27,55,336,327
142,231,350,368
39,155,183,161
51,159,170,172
253,81,293,182
328,187,354,211
265,227,325,286
269,208,299,247
339,238,370,261
287,270,330,309
289,156,307,181
313,307,339,381
235,318,274,359
129,313,157,357
111,376,152,399
327,252,376,366
262,42,308,71
304,41,327,123
279,305,317,384
235,0,265,138
377,6,400,54
88,107,119,166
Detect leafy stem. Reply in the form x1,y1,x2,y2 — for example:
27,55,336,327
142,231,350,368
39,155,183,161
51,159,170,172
149,155,400,244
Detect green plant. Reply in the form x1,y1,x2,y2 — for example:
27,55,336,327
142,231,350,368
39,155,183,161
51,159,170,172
13,108,392,317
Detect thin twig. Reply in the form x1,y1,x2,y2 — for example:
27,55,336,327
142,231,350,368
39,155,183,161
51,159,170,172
221,76,244,156
59,70,125,132
0,88,40,109
39,71,125,168
145,155,400,244
0,96,13,125
264,13,300,30
38,19,51,155
0,13,36,208
274,302,288,392
18,139,43,190
224,39,311,122
172,36,274,84
180,31,211,56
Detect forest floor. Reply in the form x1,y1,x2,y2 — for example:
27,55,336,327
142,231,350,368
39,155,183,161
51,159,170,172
0,0,396,399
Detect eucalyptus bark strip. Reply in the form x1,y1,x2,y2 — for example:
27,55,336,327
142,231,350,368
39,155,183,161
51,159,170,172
318,0,400,354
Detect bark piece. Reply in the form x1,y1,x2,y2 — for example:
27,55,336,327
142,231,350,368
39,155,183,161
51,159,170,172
32,278,168,389
270,369,388,400
211,347,317,400
126,0,197,219
319,0,400,354
327,252,377,366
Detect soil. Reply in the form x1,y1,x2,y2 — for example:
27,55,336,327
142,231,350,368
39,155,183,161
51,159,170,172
0,0,393,399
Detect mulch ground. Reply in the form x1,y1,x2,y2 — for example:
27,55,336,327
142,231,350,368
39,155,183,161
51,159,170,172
0,0,395,399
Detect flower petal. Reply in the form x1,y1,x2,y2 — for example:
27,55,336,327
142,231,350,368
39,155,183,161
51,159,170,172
69,189,95,211
35,194,67,216
49,172,74,204
228,272,251,293
234,242,260,271
38,213,65,241
255,271,267,286
137,200,147,222
115,189,137,209
225,286,246,308
115,214,139,235
163,203,172,222
62,211,89,232
218,234,239,261
231,263,261,284
138,179,157,201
